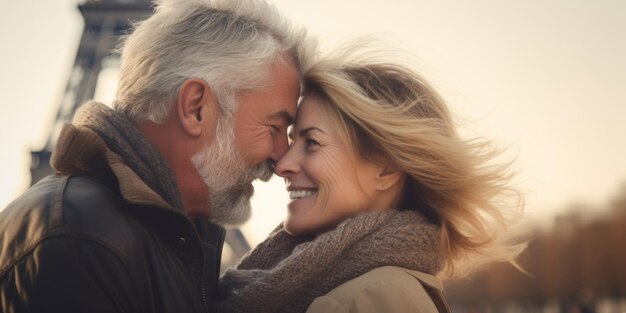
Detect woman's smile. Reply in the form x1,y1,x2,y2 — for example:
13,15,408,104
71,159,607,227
274,97,387,235
288,189,318,200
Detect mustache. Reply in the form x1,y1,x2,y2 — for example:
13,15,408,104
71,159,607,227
248,160,273,182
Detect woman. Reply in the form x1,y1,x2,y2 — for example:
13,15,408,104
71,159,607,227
215,51,524,313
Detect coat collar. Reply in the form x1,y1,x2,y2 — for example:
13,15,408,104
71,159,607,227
52,123,176,213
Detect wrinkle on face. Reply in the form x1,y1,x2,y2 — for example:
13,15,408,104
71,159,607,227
280,97,384,235
192,57,299,225
232,59,300,166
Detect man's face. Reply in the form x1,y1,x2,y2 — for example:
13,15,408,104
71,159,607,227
192,60,300,227
232,60,300,169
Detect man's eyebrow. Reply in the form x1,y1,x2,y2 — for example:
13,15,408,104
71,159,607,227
269,110,294,125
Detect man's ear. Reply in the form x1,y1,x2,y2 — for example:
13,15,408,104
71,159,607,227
177,78,219,137
376,163,405,191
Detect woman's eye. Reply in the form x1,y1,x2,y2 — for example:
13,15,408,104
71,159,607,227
305,139,319,147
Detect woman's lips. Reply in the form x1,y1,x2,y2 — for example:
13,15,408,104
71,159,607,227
288,189,318,200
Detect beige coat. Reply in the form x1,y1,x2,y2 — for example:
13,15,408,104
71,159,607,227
306,266,450,313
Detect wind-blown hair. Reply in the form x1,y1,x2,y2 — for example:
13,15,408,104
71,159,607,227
114,0,313,123
304,48,525,277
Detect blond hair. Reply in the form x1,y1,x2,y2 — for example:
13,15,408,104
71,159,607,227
114,0,315,123
304,49,525,278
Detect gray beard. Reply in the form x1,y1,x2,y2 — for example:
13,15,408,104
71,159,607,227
192,114,272,228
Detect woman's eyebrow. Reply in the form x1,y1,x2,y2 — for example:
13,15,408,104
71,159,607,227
288,127,325,140
299,127,325,137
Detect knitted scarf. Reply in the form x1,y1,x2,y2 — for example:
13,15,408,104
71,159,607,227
215,209,442,313
71,101,185,209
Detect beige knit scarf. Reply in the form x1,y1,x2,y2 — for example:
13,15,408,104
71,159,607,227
215,209,442,313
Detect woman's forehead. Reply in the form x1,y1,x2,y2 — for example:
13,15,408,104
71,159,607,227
294,97,332,128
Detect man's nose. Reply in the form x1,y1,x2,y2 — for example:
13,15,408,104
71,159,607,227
274,144,297,177
269,133,290,164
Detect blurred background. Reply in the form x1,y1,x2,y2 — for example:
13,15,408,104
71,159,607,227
0,0,624,312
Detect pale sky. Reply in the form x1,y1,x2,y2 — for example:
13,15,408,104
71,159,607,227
1,0,625,245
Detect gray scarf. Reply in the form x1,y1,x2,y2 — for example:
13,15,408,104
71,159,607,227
72,101,184,209
215,210,442,313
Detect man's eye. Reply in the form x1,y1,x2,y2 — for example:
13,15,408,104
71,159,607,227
270,125,281,133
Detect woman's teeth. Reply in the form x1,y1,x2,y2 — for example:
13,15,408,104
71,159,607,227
289,190,316,199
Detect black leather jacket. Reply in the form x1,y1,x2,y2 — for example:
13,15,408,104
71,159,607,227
0,174,225,313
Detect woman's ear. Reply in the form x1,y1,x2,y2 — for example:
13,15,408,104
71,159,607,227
376,164,405,191
177,78,219,137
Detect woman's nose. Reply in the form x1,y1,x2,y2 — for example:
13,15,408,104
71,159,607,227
274,147,299,177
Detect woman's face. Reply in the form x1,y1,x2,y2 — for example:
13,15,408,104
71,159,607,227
274,96,385,235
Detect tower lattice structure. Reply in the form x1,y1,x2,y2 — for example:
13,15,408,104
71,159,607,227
31,0,152,183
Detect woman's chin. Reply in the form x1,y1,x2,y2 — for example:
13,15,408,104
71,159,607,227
283,214,316,236
283,219,303,236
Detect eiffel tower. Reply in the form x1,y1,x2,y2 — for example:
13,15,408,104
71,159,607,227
30,0,250,268
31,0,153,183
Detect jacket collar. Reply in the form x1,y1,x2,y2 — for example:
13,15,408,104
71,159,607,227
52,123,176,213
400,268,443,291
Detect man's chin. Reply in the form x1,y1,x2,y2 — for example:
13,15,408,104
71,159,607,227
207,188,253,229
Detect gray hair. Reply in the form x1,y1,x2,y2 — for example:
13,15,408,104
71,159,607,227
114,0,313,123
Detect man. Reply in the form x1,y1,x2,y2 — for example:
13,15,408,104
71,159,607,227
0,0,312,312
